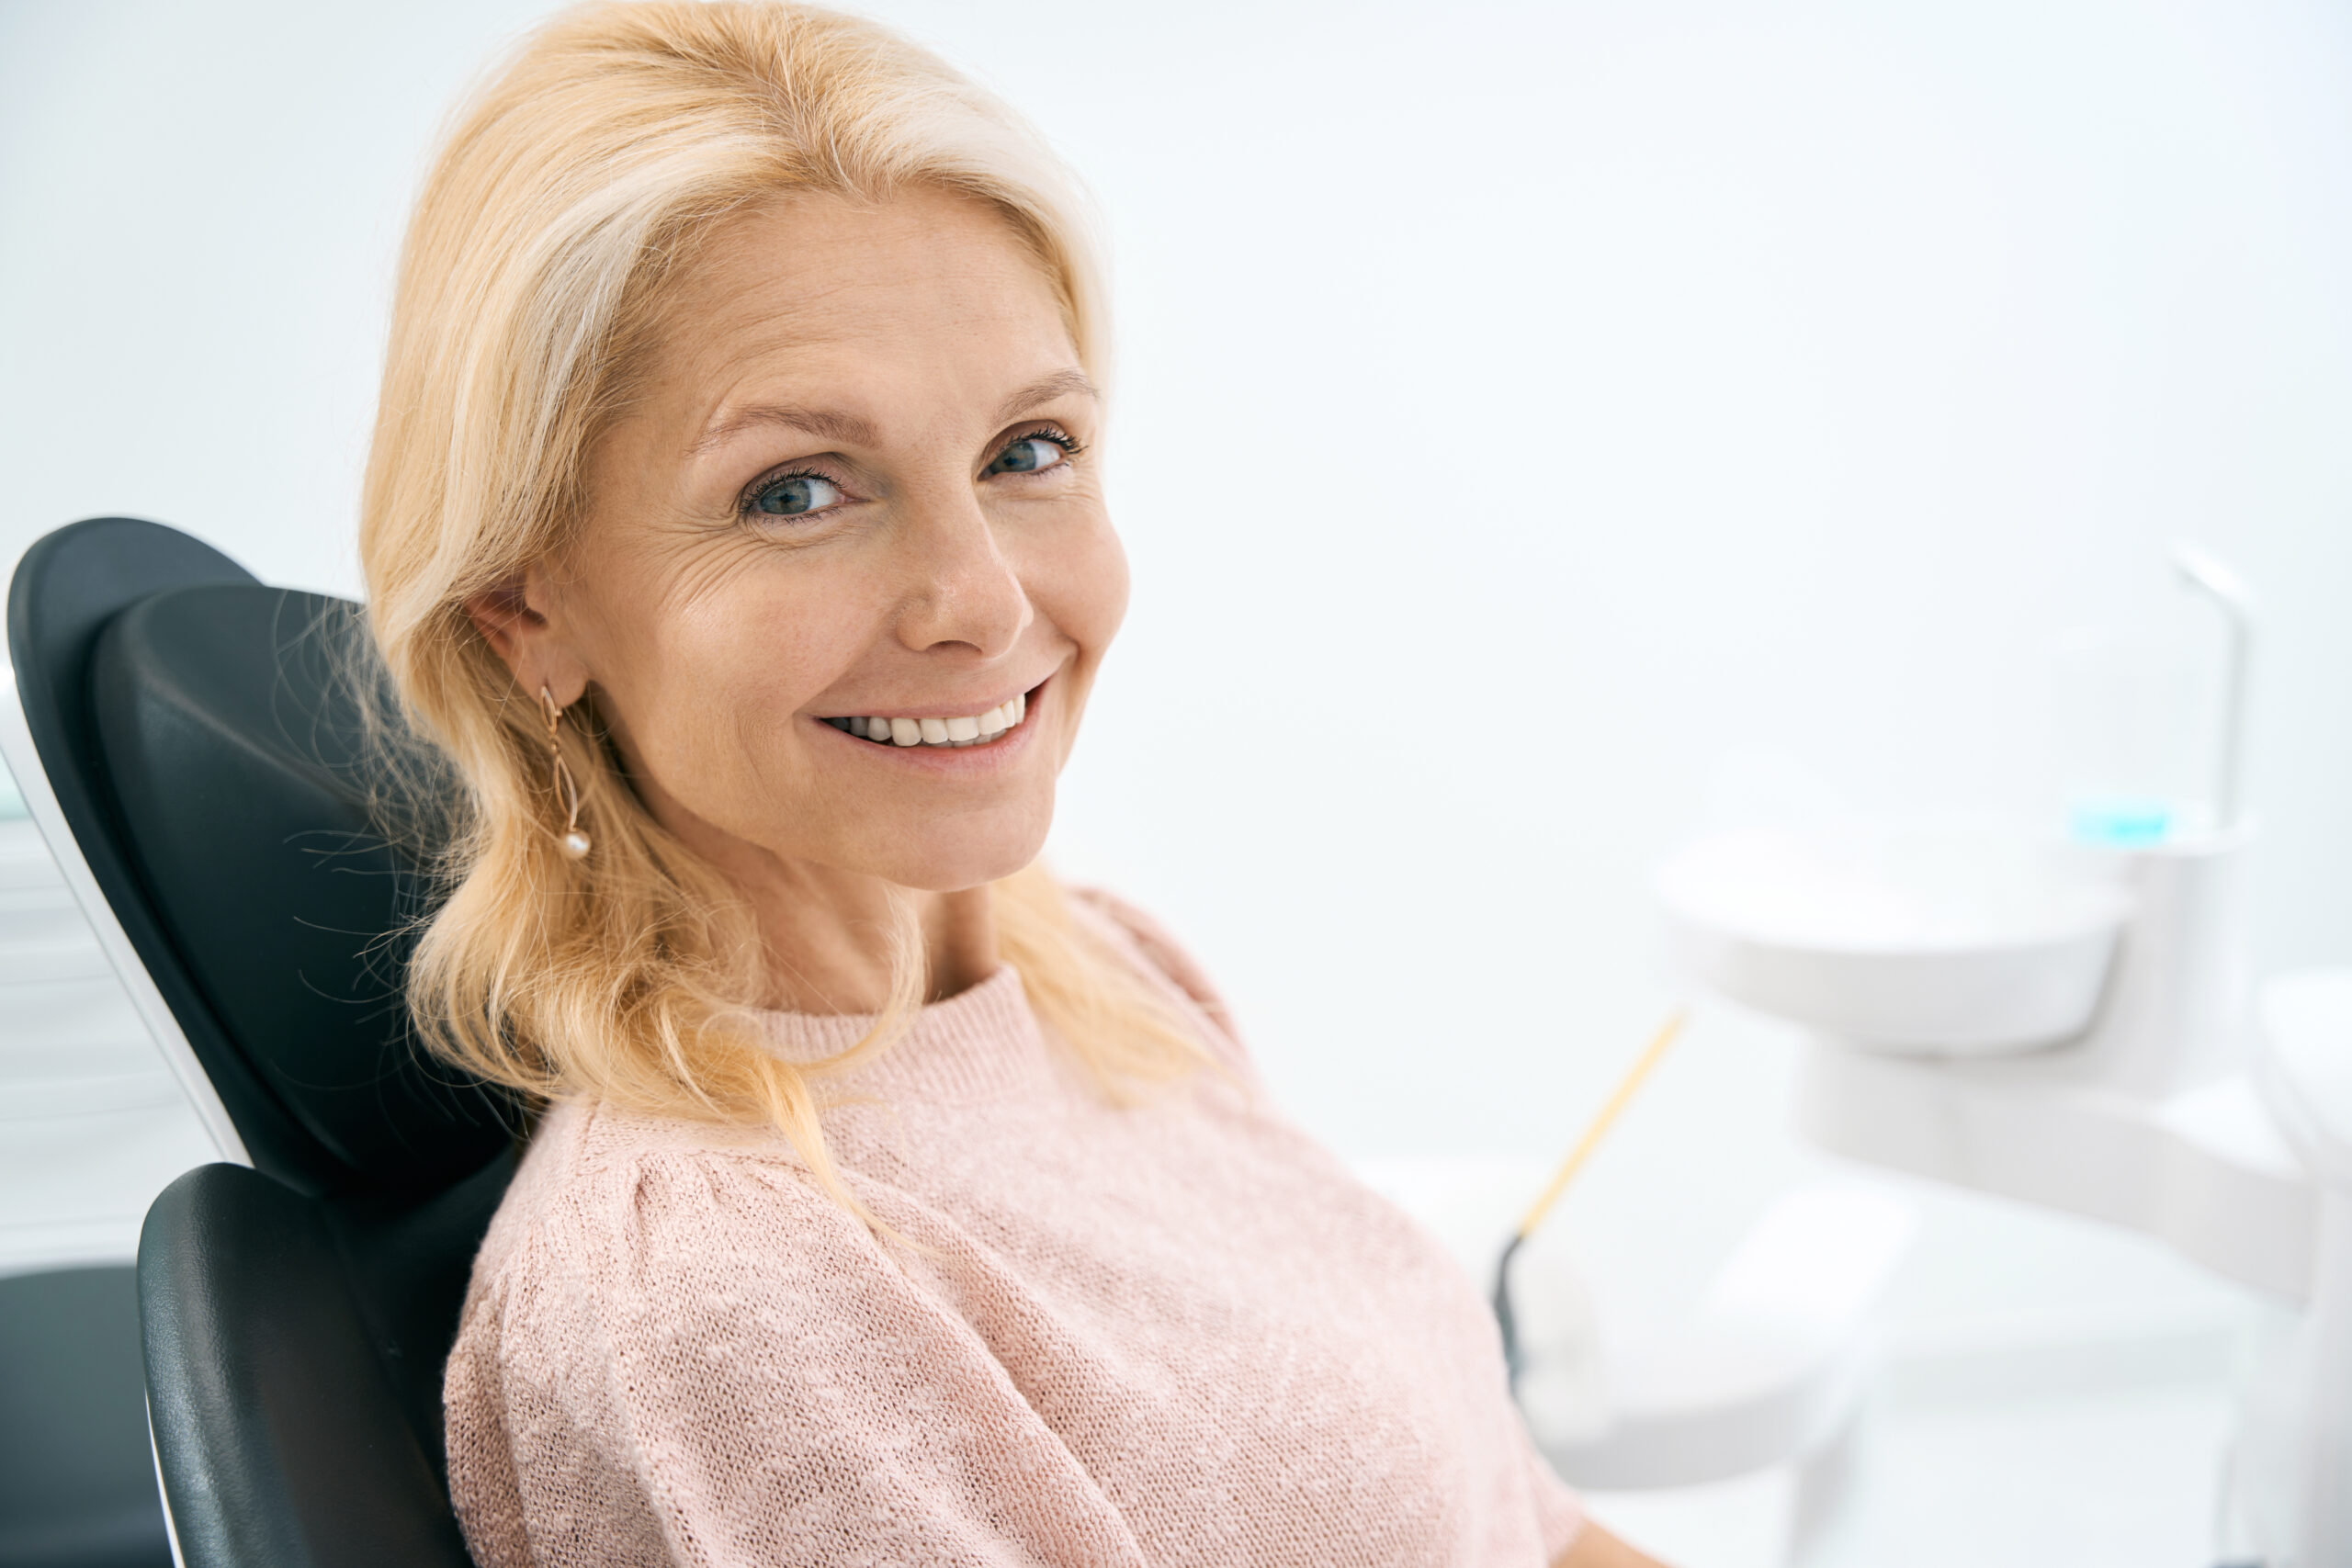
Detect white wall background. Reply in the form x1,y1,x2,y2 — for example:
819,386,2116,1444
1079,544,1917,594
8,2,2350,1559
7,0,2347,1165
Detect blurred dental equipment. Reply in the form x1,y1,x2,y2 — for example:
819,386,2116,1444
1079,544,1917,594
1376,1149,1913,1543
1492,1008,1689,1391
1375,998,1912,1555
1661,545,2352,1567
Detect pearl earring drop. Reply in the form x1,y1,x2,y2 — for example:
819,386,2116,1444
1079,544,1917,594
539,686,591,861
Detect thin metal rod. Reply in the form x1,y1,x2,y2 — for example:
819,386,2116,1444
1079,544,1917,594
2172,543,2256,833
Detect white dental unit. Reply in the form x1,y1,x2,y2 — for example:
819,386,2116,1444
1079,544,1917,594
1659,547,2352,1567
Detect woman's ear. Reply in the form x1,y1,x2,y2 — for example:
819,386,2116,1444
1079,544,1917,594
464,564,591,706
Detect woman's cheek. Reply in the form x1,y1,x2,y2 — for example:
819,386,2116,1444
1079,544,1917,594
1048,514,1130,656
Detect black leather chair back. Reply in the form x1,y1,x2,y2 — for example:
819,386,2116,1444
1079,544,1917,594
12,517,511,1197
8,517,516,1567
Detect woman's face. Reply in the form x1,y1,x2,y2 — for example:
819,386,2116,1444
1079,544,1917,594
477,188,1125,893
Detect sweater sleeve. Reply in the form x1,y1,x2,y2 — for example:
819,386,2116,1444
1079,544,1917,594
447,1145,1149,1568
1516,1418,1588,1562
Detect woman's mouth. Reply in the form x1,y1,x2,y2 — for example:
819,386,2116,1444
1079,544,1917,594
820,689,1028,749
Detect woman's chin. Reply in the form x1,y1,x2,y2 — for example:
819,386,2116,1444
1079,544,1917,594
864,826,1050,895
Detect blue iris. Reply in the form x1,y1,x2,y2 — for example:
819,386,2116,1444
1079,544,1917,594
988,438,1055,475
754,476,823,515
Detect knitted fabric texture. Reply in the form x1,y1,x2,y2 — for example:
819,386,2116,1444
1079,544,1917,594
444,893,1585,1566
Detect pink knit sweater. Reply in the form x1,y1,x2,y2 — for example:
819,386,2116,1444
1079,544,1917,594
444,894,1584,1566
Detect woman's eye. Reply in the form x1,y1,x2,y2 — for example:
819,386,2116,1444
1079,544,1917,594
747,473,842,517
986,436,1069,476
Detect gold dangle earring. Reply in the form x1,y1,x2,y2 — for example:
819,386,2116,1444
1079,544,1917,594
539,686,591,860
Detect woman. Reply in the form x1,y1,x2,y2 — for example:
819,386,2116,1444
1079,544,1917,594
362,5,1663,1563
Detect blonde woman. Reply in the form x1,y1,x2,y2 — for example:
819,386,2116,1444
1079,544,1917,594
364,5,1663,1564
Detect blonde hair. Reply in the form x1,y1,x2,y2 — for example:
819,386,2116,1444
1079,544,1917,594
360,1,1203,1204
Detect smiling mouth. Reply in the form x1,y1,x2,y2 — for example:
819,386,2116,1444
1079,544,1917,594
822,689,1030,750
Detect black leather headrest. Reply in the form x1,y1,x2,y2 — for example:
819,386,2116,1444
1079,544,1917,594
87,582,510,1195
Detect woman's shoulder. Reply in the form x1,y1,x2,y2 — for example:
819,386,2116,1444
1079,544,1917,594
460,1099,870,1335
443,1103,989,1564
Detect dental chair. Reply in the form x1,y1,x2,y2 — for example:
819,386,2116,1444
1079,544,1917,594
5,518,518,1568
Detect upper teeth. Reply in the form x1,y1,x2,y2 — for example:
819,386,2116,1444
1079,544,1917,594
826,692,1028,748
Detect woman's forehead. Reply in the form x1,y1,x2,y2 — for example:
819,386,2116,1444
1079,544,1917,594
680,190,1062,344
653,195,1077,378
644,189,1080,423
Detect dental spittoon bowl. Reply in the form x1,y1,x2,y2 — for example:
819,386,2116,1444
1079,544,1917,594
1658,826,2132,1054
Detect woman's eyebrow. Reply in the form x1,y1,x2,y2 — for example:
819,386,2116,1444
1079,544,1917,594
995,369,1096,423
691,371,1094,457
691,404,880,455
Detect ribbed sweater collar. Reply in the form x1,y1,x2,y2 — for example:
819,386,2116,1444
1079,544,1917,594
751,964,1057,1103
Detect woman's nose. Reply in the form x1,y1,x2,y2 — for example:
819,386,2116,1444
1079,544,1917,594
890,494,1032,660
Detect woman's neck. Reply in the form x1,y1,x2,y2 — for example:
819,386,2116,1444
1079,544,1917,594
623,753,1003,1013
745,863,999,1015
